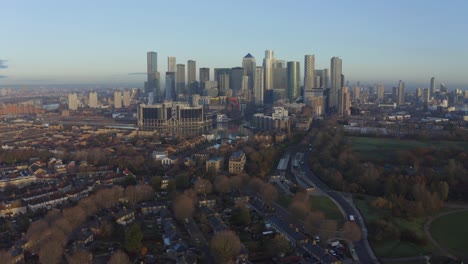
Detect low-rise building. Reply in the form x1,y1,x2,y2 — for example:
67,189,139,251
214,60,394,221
206,157,223,174
229,151,246,174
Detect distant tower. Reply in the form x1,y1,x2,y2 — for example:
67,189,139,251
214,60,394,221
188,60,196,84
430,77,436,97
147,51,158,77
254,66,264,105
287,61,300,102
304,55,315,90
123,90,131,107
167,57,176,72
242,53,256,92
114,90,123,109
353,86,360,101
230,67,245,96
199,68,210,84
68,93,78,110
422,88,430,103
146,51,159,100
330,57,343,111
397,80,405,106
165,72,175,101
315,69,329,88
377,84,385,101
88,91,98,108
176,64,186,97
339,87,351,116
263,50,274,91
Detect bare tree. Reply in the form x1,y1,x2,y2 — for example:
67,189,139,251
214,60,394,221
38,239,64,264
304,211,325,234
342,221,362,242
107,249,130,264
261,183,278,206
195,178,212,197
136,184,154,201
289,191,310,220
318,219,338,242
69,250,93,264
63,206,86,229
214,175,230,194
0,250,13,264
173,193,195,220
78,197,98,216
210,230,242,264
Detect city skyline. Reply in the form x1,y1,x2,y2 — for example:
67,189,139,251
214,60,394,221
1,0,468,89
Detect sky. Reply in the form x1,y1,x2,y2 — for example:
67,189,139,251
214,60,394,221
1,0,468,89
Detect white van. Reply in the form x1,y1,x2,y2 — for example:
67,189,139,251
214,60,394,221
349,215,355,221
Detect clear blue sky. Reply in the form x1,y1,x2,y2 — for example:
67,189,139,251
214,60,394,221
1,0,467,89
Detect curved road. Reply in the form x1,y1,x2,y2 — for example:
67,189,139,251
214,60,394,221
298,145,379,264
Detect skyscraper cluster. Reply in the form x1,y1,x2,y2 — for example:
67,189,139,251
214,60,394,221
143,50,353,116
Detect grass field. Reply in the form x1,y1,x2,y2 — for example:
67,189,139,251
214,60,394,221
277,194,344,223
429,210,468,258
354,196,435,258
309,195,344,223
349,137,468,161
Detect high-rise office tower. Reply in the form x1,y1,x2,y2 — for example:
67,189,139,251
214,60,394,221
304,55,315,90
199,68,210,84
240,75,251,102
230,67,245,96
377,84,385,101
254,67,264,105
339,87,351,116
274,60,286,69
146,51,160,100
416,87,423,98
165,72,175,101
353,86,360,101
316,69,329,88
242,53,256,91
330,57,342,111
114,90,123,109
123,90,131,107
188,60,196,84
168,57,176,72
149,72,161,102
214,68,231,96
440,83,447,93
314,76,321,89
147,51,158,76
68,93,78,110
88,91,98,108
287,61,300,102
263,50,275,91
176,64,186,97
397,80,405,106
422,88,430,103
430,77,436,97
273,67,287,90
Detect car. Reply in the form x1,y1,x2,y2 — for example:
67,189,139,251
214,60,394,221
349,215,355,221
314,235,320,242
329,249,337,256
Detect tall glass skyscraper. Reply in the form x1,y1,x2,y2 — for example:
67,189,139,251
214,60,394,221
287,61,300,102
167,57,176,72
263,50,274,91
188,60,196,84
330,57,342,111
254,66,264,105
147,51,158,75
242,53,256,92
304,55,315,90
176,64,185,97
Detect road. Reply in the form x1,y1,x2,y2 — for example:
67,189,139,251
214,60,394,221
299,146,380,264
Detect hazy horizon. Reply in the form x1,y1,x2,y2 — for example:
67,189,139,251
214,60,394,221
1,0,468,88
